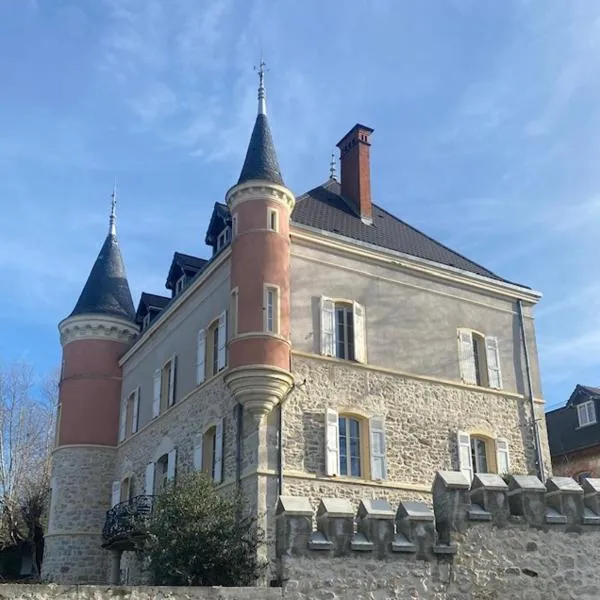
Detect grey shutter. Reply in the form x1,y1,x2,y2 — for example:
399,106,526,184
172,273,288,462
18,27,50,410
196,329,206,384
369,415,386,480
458,330,477,384
214,418,224,483
217,311,227,370
320,297,336,356
485,336,502,389
353,301,367,363
152,369,161,417
457,431,473,481
325,408,340,476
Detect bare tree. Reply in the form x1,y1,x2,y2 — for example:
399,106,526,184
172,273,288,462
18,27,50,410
0,360,56,577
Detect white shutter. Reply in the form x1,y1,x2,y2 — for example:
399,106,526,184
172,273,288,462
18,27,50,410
217,311,227,370
369,415,386,480
152,368,161,417
111,480,121,507
118,401,126,442
457,431,473,481
214,418,224,483
485,336,503,389
458,330,477,384
353,301,367,363
168,356,177,406
193,434,203,471
167,448,177,481
145,462,155,495
496,438,510,474
320,297,336,356
196,329,206,384
131,389,140,434
325,408,340,476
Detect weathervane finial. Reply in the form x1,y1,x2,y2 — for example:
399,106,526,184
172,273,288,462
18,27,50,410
329,152,337,181
255,59,267,115
109,182,117,235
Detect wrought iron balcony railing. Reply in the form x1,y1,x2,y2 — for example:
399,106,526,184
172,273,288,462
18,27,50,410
102,494,155,549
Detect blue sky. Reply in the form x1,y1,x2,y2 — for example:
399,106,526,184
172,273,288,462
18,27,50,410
1,0,599,409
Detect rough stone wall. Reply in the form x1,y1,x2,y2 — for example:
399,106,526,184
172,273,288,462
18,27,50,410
42,446,116,583
284,355,540,498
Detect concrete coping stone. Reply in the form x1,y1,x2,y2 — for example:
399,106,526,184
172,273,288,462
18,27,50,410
583,507,600,525
433,543,458,555
434,470,470,490
309,531,333,551
350,532,374,551
472,473,508,491
397,501,434,522
581,478,600,495
317,498,354,518
392,533,416,553
276,496,313,516
508,475,546,492
546,477,583,494
357,499,395,520
545,507,568,525
468,503,492,522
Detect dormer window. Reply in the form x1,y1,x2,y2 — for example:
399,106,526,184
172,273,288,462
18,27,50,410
175,275,186,295
217,227,231,251
577,400,596,427
142,312,151,331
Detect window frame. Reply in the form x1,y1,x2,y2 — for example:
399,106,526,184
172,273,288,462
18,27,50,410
264,284,280,334
216,227,231,251
457,430,510,480
267,207,279,232
175,274,186,295
320,297,366,364
457,328,502,390
142,312,151,331
577,400,597,427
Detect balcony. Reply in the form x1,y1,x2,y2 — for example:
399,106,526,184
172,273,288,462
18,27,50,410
102,495,155,550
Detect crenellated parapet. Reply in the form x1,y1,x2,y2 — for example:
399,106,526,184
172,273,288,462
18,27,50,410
276,471,600,561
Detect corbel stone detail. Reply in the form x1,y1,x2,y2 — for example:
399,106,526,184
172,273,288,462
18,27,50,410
226,181,296,213
59,314,139,346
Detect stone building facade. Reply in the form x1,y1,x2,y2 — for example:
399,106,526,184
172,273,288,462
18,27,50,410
43,66,550,585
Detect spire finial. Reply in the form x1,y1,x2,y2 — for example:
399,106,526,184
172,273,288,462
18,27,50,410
109,182,117,236
329,152,337,181
255,59,267,115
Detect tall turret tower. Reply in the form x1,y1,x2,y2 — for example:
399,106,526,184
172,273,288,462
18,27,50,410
43,193,138,583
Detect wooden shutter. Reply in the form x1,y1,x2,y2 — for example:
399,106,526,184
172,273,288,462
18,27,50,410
152,369,161,417
167,448,177,481
144,463,154,495
111,480,121,508
325,408,340,476
196,329,206,384
131,388,140,434
214,419,224,483
118,401,126,442
353,301,367,363
369,415,387,480
193,434,203,471
320,297,336,356
217,311,227,370
458,330,477,384
485,336,503,389
496,438,510,474
457,431,473,481
168,356,177,407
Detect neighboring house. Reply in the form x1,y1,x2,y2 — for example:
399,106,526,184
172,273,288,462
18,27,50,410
42,67,550,586
546,385,600,481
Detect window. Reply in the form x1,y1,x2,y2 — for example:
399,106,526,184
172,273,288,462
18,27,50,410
193,419,224,483
142,312,151,331
577,401,597,427
325,409,386,480
320,297,366,363
217,227,231,251
202,312,227,380
457,329,502,389
232,215,238,237
154,454,169,493
267,208,279,232
175,275,186,295
229,289,238,339
145,449,176,495
120,477,132,502
264,285,279,334
152,357,177,417
457,431,510,481
120,388,140,441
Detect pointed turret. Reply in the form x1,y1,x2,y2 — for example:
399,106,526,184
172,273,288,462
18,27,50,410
70,188,135,322
237,60,284,186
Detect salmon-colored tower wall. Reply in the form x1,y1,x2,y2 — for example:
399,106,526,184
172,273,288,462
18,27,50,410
229,194,291,372
58,337,128,446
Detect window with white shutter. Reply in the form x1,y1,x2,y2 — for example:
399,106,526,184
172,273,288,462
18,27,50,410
167,448,177,481
353,301,367,364
152,369,161,417
145,462,154,495
457,330,477,385
196,329,206,385
264,286,279,334
320,297,336,356
496,438,510,474
111,480,121,508
131,389,140,434
325,408,340,476
369,415,386,480
217,311,227,370
485,336,502,389
214,418,224,484
457,431,473,481
168,356,177,407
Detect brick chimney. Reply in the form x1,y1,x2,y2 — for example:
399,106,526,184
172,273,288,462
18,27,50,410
336,123,374,224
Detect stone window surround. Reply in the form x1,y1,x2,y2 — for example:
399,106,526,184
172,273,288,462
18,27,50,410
458,429,510,481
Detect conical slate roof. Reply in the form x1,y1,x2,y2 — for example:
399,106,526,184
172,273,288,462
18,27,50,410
70,232,135,322
237,113,284,186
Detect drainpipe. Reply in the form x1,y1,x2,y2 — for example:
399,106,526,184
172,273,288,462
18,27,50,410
517,299,545,480
236,402,243,491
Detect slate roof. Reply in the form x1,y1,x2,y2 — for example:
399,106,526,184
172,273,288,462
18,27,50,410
166,252,208,290
237,114,284,186
546,385,600,456
70,233,135,322
291,179,511,283
205,203,231,246
135,292,170,324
